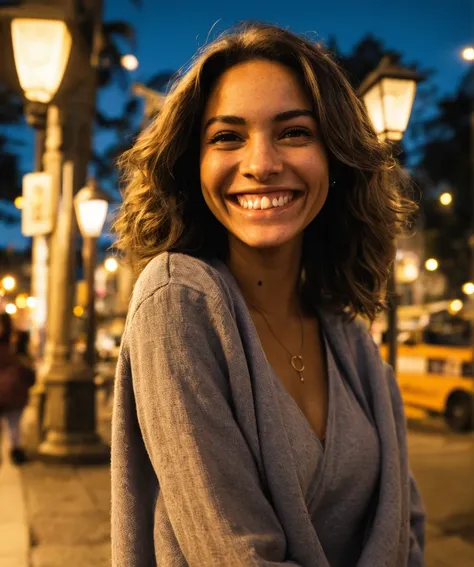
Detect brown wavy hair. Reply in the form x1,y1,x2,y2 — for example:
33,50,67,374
114,21,416,320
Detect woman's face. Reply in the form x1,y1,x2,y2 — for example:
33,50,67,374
200,59,329,250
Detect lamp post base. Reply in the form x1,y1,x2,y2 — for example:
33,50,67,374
38,431,109,465
36,361,110,465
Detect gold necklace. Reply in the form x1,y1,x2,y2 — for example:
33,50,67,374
244,295,305,383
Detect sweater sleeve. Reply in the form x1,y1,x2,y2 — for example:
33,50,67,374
127,282,300,566
385,363,426,567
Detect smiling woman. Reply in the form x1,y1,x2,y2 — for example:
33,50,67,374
111,21,424,567
199,59,329,251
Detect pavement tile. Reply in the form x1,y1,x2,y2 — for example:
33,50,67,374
425,535,474,567
30,543,111,567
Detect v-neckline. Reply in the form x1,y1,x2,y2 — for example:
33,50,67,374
271,330,334,454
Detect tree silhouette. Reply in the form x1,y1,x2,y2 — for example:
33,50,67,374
415,66,473,294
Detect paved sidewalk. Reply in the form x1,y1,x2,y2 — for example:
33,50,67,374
0,434,29,567
22,460,111,567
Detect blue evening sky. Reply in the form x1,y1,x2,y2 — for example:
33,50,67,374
1,0,472,249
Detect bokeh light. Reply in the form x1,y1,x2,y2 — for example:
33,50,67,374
439,192,452,206
104,257,119,273
120,54,139,71
425,259,439,272
73,305,84,317
2,276,16,291
14,196,24,209
462,46,474,61
462,282,474,295
5,303,17,315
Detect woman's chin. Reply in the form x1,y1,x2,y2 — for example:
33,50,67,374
232,228,300,250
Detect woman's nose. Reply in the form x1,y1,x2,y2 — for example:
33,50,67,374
239,137,283,182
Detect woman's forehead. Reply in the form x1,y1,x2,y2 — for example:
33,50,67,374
202,60,312,123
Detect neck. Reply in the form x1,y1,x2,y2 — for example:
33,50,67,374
226,234,304,319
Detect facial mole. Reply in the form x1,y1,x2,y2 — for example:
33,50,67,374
258,281,262,286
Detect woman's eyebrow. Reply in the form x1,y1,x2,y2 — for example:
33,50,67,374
203,109,315,132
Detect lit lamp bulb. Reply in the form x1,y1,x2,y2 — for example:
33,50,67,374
425,259,439,272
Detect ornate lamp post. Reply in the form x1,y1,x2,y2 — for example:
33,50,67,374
359,56,423,371
7,8,75,362
0,1,108,462
74,179,109,368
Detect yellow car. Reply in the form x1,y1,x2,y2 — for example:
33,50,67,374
380,343,474,432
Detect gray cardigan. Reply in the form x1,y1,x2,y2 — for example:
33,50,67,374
111,252,425,566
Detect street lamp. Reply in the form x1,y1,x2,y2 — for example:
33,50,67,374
358,56,422,142
11,18,72,104
74,178,109,368
359,56,423,372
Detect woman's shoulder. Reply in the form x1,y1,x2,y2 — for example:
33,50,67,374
129,252,229,317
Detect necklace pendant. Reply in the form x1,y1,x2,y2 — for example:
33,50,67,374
291,355,305,383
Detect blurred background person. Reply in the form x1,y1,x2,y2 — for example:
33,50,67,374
0,312,35,465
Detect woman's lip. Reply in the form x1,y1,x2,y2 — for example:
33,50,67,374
228,188,303,197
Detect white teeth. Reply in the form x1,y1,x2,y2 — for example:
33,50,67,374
261,196,271,209
236,192,296,210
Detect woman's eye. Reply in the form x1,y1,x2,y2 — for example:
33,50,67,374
281,127,312,139
209,132,241,144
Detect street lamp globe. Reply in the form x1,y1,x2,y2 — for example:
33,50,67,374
74,179,109,238
358,56,423,142
11,18,72,103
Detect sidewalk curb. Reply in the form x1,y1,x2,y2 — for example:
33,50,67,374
0,436,30,567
